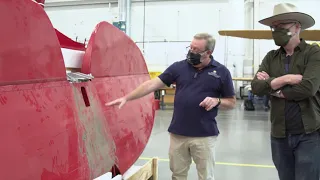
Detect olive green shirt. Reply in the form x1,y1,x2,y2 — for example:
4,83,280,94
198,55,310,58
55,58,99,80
251,39,320,138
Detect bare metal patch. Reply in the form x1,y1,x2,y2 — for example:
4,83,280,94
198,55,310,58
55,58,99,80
71,84,116,179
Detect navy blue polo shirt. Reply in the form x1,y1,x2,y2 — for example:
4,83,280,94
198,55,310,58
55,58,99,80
158,56,235,137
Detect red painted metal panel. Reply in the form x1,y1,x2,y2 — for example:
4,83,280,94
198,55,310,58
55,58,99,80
0,0,66,86
93,76,155,173
81,22,148,77
69,82,118,178
82,21,155,173
0,0,155,179
0,82,117,179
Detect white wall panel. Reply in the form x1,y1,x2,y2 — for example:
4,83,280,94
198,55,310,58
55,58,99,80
43,0,320,78
130,1,232,72
45,4,118,43
45,0,245,76
130,1,224,42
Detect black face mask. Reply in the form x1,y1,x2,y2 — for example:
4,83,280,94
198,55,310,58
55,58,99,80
271,23,296,47
272,28,293,47
187,51,203,65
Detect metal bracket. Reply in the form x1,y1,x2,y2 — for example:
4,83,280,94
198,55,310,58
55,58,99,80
67,72,94,83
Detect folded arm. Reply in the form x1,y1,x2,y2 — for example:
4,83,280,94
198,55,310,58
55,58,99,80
251,52,278,96
281,48,320,101
270,76,290,90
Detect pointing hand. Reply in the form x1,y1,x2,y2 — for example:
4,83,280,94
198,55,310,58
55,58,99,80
105,97,127,109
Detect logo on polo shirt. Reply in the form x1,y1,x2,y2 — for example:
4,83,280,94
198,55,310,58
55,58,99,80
208,70,220,78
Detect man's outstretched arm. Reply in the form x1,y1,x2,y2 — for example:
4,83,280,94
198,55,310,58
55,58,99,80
106,62,179,108
105,77,167,109
124,77,166,101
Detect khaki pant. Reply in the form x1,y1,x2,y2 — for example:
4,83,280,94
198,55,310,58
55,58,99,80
169,133,218,180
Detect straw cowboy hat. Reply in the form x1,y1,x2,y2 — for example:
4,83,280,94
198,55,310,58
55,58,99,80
259,3,315,30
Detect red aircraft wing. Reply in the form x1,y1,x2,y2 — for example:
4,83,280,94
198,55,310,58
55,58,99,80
0,0,155,179
82,21,155,173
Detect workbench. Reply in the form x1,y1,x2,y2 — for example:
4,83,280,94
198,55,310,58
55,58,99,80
158,87,175,110
232,77,254,99
232,77,253,81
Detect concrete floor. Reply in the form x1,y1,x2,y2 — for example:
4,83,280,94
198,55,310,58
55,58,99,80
134,100,279,180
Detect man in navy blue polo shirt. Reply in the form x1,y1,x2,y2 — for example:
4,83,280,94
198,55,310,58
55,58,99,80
106,32,236,180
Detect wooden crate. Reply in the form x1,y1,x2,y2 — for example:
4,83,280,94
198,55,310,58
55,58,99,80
161,95,175,110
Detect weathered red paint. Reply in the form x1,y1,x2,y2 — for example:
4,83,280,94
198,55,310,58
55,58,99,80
81,22,148,77
0,0,66,86
0,0,155,179
82,21,154,173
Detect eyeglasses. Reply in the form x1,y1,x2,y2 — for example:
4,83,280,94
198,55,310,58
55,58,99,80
270,21,298,31
186,46,207,54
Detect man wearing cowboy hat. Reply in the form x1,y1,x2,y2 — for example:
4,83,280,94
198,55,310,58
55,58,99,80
251,3,320,180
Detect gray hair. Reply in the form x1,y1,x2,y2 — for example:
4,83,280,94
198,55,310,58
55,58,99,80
193,33,216,51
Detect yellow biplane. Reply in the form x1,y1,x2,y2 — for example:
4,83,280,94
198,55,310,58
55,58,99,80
218,29,320,41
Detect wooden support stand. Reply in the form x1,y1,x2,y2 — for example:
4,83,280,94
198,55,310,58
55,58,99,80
94,157,159,180
123,157,159,180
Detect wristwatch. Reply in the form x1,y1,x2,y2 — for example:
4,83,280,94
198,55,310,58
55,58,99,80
271,90,282,97
215,98,221,108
